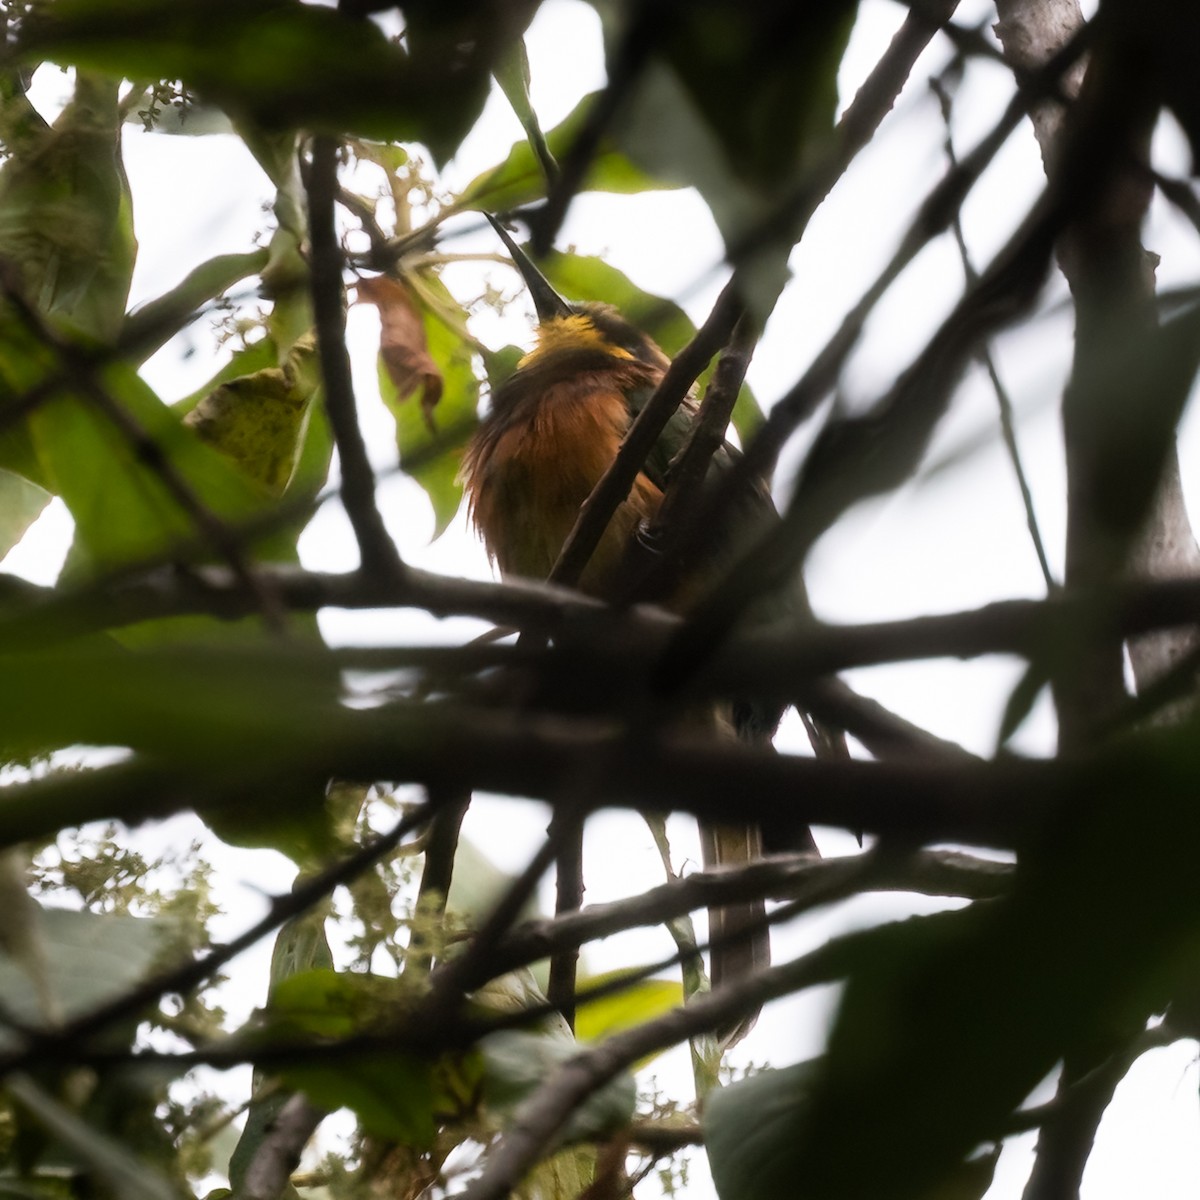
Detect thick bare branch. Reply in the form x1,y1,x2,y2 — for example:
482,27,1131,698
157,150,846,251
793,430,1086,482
239,1094,327,1200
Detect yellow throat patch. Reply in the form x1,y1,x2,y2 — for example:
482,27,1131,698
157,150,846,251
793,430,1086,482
519,314,634,367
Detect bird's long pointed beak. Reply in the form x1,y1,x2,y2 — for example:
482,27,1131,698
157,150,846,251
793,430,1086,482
484,213,572,322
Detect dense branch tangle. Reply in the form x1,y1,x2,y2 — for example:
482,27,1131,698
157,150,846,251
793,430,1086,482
2,2,1200,1199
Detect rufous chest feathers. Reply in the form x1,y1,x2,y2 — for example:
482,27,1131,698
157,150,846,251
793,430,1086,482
462,362,664,594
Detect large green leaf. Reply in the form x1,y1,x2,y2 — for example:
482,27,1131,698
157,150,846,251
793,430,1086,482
480,1029,636,1144
19,0,539,165
446,835,544,930
6,1075,183,1200
656,2,856,191
705,1060,1000,1200
174,339,280,415
257,968,439,1144
0,640,347,772
0,72,133,343
229,907,334,1194
458,89,675,214
0,905,179,1043
780,722,1200,1200
591,2,857,317
27,358,277,570
574,970,682,1046
184,334,321,496
121,249,269,362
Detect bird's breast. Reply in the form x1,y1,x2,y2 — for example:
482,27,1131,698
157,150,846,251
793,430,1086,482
464,372,663,592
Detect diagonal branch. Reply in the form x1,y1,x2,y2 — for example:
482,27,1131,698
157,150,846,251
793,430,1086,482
458,936,856,1200
547,279,743,589
0,799,435,1080
485,849,1011,980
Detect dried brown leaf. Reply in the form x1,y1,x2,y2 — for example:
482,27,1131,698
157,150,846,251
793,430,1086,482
358,275,442,430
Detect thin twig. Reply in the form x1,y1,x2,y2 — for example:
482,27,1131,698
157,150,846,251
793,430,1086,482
0,800,435,1079
931,72,1056,592
633,313,759,603
307,135,405,585
547,279,743,589
486,849,1010,983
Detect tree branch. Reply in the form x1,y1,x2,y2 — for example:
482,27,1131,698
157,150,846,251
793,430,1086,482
0,800,435,1078
547,279,743,589
457,937,855,1200
307,135,405,584
486,850,1011,980
238,1093,327,1200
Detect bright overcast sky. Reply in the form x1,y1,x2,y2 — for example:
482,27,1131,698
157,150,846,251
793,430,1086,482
4,1,1199,1196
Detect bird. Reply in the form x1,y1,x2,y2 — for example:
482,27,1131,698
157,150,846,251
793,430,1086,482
460,215,819,1043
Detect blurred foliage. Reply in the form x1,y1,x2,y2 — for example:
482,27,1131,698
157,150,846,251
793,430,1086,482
0,2,1199,1200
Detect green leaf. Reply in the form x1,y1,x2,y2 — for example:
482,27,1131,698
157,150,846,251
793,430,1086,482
481,1029,636,1144
7,1075,183,1200
200,778,334,862
174,339,280,414
459,89,675,214
657,3,857,191
996,661,1049,749
229,907,334,1194
705,1059,999,1200
183,333,320,495
516,1147,597,1200
121,249,269,362
19,0,535,165
27,358,277,570
782,718,1200,1200
482,344,526,394
0,72,133,343
287,392,334,502
259,968,438,1144
0,905,179,1043
492,39,556,190
575,970,682,1046
0,640,341,764
704,1060,819,1200
446,835,544,930
590,3,856,319
472,967,565,1030
0,467,50,558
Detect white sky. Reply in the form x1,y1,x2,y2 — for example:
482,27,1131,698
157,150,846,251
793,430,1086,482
3,1,1199,1197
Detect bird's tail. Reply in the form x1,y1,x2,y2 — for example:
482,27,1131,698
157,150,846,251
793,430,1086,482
699,702,821,1047
699,818,771,1045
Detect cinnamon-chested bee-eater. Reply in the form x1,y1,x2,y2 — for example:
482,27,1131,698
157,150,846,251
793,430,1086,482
462,215,817,1043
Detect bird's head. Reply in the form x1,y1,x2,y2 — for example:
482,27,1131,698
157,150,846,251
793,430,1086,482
485,214,670,373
